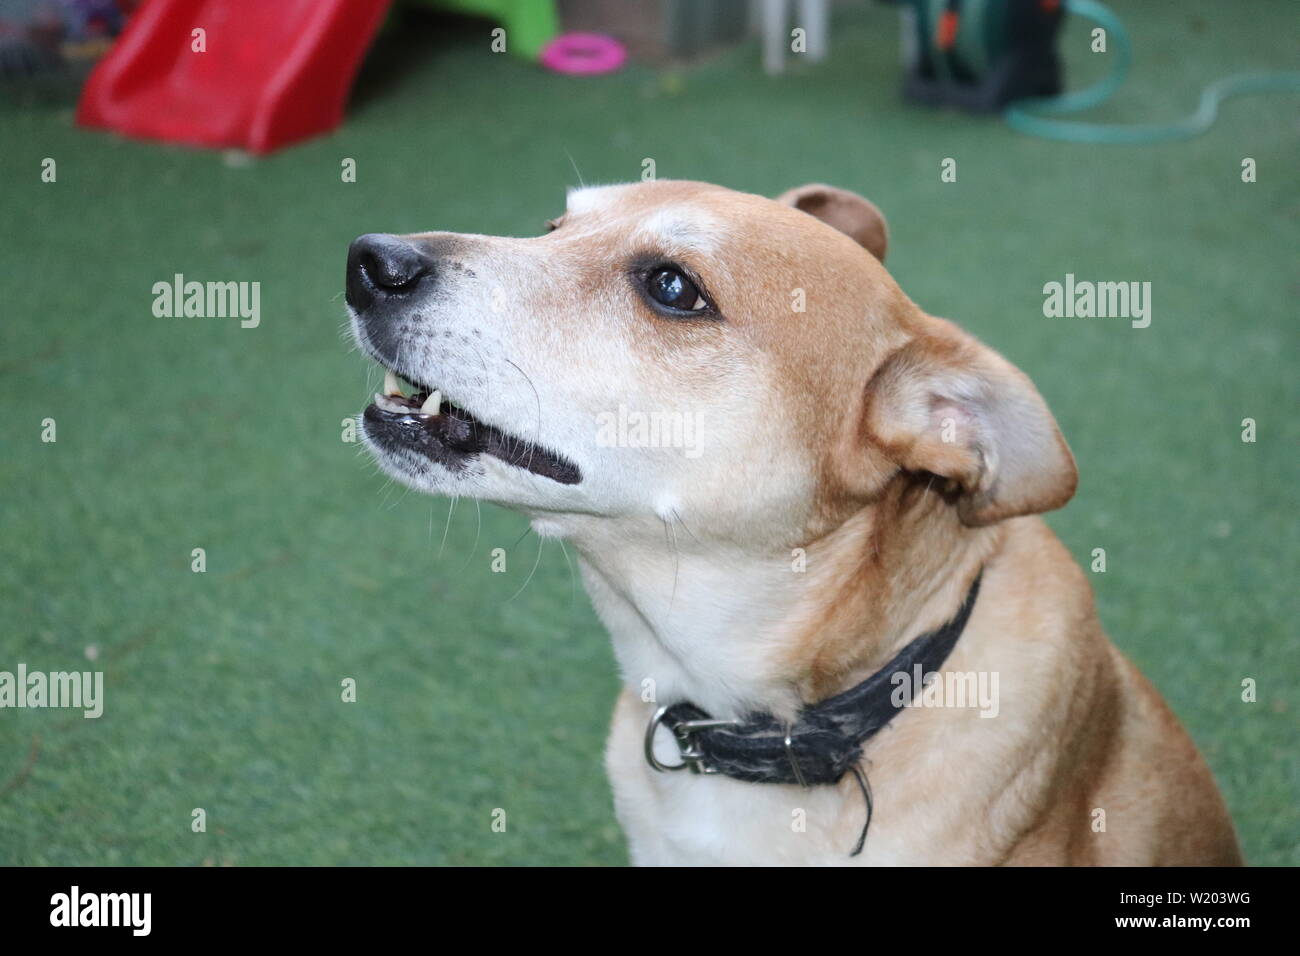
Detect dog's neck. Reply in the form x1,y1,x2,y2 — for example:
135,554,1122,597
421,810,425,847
557,486,1000,721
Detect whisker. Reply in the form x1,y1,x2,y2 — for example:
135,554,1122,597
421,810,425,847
557,537,579,613
503,356,543,474
564,149,586,189
509,524,534,551
506,533,545,603
456,497,483,574
671,508,697,541
438,494,458,559
661,515,681,618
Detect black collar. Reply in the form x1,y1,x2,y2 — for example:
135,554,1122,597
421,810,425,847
644,571,983,855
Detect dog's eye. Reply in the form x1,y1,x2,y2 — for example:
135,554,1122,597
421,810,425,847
645,267,707,313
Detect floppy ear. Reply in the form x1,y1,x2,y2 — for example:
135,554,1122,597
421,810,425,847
776,183,888,262
862,322,1077,526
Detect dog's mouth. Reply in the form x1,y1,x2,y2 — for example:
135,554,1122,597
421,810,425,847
362,367,582,485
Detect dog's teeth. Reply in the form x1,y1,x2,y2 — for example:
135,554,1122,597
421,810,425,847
384,370,404,397
374,393,409,414
420,390,442,416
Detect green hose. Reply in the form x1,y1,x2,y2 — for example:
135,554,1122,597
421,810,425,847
1004,0,1300,144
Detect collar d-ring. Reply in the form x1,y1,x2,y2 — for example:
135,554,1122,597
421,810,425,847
644,704,739,774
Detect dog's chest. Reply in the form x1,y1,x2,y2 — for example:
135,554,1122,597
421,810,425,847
638,780,864,866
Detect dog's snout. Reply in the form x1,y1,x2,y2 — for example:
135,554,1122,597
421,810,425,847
346,234,434,312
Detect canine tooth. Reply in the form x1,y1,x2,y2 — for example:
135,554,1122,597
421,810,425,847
384,370,404,397
420,390,442,416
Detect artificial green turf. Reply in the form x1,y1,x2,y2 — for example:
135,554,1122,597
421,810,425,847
1,0,1296,866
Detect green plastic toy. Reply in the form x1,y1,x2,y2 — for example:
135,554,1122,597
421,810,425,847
413,0,559,60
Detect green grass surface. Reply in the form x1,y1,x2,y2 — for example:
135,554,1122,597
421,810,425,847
1,1,1296,866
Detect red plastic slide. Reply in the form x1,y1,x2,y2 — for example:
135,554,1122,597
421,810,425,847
77,0,392,154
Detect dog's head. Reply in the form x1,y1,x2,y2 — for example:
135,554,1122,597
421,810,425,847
348,180,1075,546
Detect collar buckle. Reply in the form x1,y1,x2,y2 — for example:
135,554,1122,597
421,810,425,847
644,705,739,774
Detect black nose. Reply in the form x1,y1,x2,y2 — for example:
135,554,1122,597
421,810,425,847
346,234,434,312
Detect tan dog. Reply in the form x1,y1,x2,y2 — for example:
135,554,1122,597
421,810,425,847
346,180,1242,866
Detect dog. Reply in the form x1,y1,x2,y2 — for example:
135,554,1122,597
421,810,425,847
346,180,1242,866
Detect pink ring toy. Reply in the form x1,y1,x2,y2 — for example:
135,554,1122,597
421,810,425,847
540,33,627,76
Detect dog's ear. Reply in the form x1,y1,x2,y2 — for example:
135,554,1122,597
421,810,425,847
862,320,1077,526
776,183,888,262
